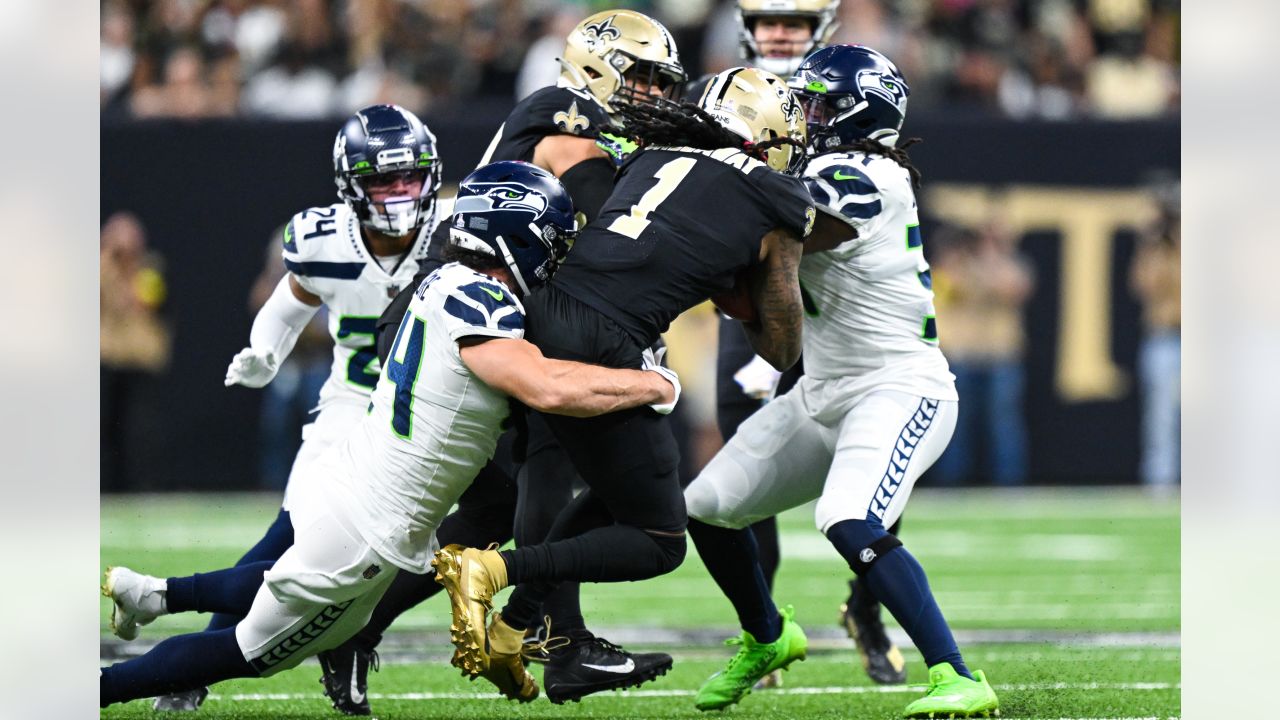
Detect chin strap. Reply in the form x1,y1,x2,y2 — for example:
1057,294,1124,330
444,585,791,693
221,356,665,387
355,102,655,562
494,235,532,296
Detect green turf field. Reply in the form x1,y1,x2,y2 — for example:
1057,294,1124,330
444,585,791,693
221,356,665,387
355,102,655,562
101,487,1180,719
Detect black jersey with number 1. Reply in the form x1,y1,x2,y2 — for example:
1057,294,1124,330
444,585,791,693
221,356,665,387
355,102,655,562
550,146,815,349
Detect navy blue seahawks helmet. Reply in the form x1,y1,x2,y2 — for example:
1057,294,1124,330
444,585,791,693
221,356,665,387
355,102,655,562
448,161,578,296
333,104,442,237
787,44,909,151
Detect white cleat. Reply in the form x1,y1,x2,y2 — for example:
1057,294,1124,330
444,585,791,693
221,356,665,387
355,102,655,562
101,566,167,641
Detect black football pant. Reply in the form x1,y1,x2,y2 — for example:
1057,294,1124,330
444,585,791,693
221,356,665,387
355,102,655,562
498,288,688,630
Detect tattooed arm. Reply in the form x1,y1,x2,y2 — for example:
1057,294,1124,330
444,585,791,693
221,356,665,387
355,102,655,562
741,226,804,371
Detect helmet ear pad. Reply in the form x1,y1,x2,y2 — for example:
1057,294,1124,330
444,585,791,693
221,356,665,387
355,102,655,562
735,0,841,79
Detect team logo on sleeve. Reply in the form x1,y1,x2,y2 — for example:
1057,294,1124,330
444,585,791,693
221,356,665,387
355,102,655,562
857,70,908,114
453,183,549,216
803,205,817,237
554,101,591,134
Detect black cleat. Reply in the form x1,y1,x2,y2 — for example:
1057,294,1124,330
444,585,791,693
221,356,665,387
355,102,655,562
840,578,907,685
543,635,673,704
318,644,379,716
152,686,208,711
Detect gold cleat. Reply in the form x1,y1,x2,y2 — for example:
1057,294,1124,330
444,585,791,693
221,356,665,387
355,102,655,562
478,613,540,702
432,544,509,676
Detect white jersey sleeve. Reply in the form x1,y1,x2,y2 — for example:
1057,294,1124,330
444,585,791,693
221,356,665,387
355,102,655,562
805,152,890,242
434,271,526,343
798,151,956,400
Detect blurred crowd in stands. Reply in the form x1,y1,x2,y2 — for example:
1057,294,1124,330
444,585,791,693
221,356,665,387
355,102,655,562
101,0,1180,122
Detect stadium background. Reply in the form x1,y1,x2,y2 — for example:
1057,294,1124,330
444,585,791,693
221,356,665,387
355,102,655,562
99,0,1180,494
98,2,1181,717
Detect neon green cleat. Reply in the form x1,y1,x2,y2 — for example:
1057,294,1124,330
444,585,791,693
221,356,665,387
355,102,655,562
695,605,807,711
902,663,1000,718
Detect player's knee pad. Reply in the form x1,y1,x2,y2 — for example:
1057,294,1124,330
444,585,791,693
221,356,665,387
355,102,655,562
847,534,903,576
825,518,903,577
683,478,721,525
683,472,752,530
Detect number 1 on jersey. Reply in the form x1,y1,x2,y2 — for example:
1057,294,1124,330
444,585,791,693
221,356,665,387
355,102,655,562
386,313,426,439
608,157,696,240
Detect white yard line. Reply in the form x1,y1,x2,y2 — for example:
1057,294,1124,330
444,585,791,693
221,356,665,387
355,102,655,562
212,681,1180,702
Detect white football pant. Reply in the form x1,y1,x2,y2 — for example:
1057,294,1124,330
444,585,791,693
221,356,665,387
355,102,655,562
685,381,956,534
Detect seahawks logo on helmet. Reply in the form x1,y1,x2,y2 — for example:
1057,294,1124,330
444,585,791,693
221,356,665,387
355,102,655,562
857,70,908,114
581,16,621,51
453,183,550,216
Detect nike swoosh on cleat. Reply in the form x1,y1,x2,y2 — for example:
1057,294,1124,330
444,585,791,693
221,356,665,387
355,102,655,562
350,666,364,704
931,694,965,703
581,659,636,674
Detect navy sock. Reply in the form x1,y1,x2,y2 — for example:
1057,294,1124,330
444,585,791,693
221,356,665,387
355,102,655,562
826,519,971,680
687,519,780,643
205,509,293,631
167,561,273,616
100,627,256,707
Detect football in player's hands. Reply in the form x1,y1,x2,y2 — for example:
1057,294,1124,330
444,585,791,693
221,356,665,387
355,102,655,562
710,270,758,324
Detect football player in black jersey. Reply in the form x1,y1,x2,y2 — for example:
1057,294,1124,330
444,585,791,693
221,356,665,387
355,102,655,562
316,10,689,713
433,65,814,700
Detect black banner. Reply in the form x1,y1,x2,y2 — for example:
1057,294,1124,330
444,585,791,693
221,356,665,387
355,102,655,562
101,112,1178,490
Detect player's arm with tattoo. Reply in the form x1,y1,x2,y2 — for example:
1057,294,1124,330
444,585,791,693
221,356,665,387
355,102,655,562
742,226,804,371
459,337,676,418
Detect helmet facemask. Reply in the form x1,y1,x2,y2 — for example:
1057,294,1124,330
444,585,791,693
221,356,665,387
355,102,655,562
351,167,436,237
611,56,688,110
737,0,840,79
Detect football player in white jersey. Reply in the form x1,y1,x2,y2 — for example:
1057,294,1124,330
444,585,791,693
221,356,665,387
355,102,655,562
682,46,1000,719
702,0,911,691
227,102,445,499
100,161,679,709
144,103,443,713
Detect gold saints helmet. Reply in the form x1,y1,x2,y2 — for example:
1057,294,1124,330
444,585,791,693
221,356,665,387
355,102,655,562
737,0,840,78
698,67,807,175
558,9,687,114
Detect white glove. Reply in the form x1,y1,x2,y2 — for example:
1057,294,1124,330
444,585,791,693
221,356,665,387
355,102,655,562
641,345,681,415
224,347,280,388
733,354,783,401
